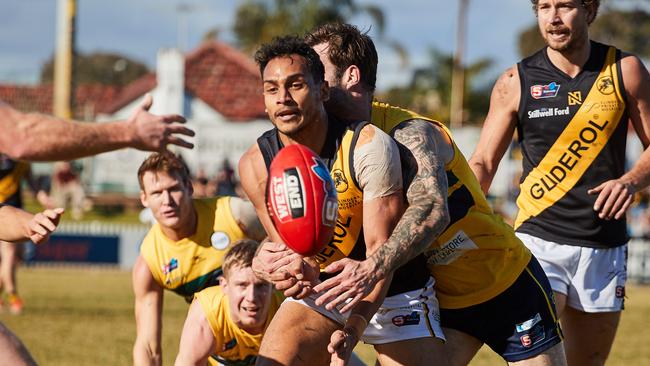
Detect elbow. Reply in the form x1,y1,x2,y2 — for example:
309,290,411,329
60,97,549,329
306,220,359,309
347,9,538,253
418,196,450,239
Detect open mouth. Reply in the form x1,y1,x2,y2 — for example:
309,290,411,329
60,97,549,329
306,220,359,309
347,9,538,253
276,109,300,122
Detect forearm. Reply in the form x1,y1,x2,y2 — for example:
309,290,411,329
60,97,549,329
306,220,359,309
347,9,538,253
369,184,449,280
0,205,33,242
3,111,132,161
133,341,162,366
369,120,450,279
467,157,496,195
621,147,650,191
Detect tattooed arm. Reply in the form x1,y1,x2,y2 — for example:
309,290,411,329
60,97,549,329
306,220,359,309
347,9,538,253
314,119,451,312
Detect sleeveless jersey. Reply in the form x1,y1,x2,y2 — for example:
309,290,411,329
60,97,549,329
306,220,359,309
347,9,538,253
196,286,283,366
257,117,429,297
371,102,532,309
515,41,629,248
0,155,29,207
140,197,247,301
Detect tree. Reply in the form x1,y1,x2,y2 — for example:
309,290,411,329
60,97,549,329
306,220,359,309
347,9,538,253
232,0,387,54
40,52,150,86
518,9,650,58
381,48,493,125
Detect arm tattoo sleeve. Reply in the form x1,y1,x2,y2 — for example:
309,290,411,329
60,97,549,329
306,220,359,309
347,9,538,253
369,119,450,278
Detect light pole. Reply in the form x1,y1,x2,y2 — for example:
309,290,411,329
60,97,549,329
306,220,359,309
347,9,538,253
450,0,469,129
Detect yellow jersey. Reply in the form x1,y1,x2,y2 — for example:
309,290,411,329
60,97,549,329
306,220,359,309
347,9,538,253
140,197,247,301
196,286,283,366
371,102,532,309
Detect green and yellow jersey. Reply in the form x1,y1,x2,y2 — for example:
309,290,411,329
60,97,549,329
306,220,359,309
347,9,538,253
140,197,247,301
196,286,283,366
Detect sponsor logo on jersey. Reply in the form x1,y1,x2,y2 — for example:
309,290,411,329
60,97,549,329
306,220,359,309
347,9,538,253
425,230,478,265
568,91,583,105
583,100,624,113
162,258,178,275
392,311,421,327
526,119,609,200
597,76,615,95
331,169,348,193
210,231,231,250
531,82,560,99
270,168,305,222
516,313,542,332
527,106,570,119
311,157,338,227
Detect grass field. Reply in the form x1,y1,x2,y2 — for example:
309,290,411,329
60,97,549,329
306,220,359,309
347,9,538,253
1,267,649,365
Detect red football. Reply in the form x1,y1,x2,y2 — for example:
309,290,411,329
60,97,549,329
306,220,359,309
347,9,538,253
267,144,338,256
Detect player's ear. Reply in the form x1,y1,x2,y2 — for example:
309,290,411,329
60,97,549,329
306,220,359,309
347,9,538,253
343,65,361,89
320,80,330,102
140,191,148,208
219,276,227,287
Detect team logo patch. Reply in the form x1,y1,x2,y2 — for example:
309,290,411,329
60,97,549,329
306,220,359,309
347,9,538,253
531,82,560,99
425,230,478,265
210,231,231,250
311,158,338,227
162,258,178,275
519,323,546,348
568,91,582,105
616,285,625,298
331,169,348,193
392,311,421,327
270,167,306,222
597,76,615,95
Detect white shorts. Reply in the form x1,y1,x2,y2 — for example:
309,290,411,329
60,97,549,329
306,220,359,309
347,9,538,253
287,277,445,345
517,232,627,312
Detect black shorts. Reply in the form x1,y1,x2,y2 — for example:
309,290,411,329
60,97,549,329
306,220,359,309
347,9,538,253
440,256,563,362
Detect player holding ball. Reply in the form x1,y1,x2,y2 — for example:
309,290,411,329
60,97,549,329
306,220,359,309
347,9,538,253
239,36,448,365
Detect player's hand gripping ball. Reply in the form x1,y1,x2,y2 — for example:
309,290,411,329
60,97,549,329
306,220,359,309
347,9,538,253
267,144,338,256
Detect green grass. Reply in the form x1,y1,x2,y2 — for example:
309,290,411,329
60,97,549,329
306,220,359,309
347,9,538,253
1,267,649,365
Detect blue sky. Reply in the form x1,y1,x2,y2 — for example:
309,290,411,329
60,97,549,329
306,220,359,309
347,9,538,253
1,0,648,91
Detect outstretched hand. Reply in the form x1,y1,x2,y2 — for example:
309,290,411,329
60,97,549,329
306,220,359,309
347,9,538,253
313,258,377,313
588,179,635,220
129,94,195,152
28,208,64,244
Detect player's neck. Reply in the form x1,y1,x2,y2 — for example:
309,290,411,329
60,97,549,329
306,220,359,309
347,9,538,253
546,38,591,78
161,206,197,241
279,108,329,154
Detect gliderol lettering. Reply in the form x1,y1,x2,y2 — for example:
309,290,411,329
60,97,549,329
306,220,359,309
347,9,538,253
529,119,608,200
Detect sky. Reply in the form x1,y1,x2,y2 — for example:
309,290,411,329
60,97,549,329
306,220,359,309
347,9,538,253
1,0,648,92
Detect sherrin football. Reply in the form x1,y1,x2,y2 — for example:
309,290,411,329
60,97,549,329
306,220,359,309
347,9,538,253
267,144,338,256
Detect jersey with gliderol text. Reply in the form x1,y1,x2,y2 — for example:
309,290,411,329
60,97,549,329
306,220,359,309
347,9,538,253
140,197,247,302
0,154,29,207
371,102,531,309
515,41,628,248
196,286,283,366
257,117,429,297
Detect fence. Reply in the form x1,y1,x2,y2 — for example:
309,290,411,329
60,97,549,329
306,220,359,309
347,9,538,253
28,222,650,283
